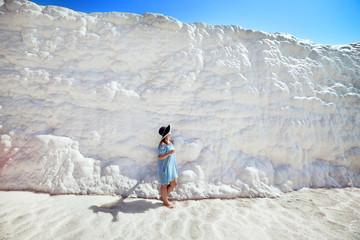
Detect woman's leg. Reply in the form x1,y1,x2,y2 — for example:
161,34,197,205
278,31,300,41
160,184,173,208
167,178,178,195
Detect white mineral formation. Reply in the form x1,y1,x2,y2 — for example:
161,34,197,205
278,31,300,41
0,0,359,199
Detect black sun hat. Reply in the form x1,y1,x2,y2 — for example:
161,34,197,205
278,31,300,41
158,124,171,141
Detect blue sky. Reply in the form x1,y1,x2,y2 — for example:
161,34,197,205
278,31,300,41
32,0,360,45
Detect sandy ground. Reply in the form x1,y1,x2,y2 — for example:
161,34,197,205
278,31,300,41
0,188,359,240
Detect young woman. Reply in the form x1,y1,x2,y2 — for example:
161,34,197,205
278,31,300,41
158,125,178,208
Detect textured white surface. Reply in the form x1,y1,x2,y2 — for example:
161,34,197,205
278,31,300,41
0,0,359,198
1,189,360,239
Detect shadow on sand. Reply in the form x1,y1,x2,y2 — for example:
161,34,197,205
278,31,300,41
89,180,162,222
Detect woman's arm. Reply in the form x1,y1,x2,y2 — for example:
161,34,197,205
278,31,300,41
158,149,175,160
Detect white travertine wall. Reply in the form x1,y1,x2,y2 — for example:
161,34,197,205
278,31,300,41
0,0,359,198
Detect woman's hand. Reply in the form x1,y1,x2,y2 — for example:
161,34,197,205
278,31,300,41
158,149,176,160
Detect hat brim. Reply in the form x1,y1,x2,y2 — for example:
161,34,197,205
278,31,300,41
160,125,171,141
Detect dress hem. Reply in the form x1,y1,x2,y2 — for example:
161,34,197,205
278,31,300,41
159,176,178,185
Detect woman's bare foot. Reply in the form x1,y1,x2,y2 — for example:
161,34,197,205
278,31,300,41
163,202,174,209
160,196,174,208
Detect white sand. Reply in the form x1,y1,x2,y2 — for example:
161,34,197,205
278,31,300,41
0,188,359,240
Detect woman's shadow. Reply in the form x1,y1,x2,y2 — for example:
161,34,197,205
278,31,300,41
89,180,162,222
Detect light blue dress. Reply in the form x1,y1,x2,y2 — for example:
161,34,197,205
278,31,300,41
158,142,178,185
